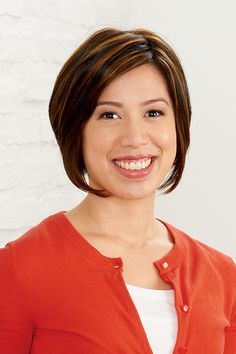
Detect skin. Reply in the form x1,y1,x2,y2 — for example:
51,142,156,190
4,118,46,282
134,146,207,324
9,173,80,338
66,63,177,250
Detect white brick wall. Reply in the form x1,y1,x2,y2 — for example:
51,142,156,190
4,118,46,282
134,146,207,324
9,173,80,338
0,0,133,245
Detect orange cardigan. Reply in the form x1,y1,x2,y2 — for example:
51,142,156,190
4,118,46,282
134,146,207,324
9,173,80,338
0,211,235,354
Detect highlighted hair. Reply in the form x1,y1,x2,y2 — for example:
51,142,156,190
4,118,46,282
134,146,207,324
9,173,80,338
49,27,191,197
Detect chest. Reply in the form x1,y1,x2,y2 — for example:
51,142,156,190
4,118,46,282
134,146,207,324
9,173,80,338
29,252,229,354
83,230,175,290
120,249,174,290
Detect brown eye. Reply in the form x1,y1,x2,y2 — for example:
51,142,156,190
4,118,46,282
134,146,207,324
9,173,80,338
100,111,120,120
145,110,163,118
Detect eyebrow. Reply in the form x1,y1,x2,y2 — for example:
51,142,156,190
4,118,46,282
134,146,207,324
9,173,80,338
96,98,170,107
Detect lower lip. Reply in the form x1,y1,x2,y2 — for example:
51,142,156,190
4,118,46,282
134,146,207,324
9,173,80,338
112,158,156,179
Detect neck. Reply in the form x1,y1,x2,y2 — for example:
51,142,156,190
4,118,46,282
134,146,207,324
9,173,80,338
70,192,163,247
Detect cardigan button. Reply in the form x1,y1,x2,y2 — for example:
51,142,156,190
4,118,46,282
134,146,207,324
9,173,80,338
182,304,189,312
162,262,169,269
178,347,187,353
112,265,120,268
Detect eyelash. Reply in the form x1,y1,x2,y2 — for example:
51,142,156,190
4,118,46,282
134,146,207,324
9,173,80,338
99,110,164,120
99,111,120,120
145,110,164,118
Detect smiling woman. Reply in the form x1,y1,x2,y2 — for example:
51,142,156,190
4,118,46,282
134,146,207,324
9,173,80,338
49,27,191,197
0,27,235,354
82,64,177,199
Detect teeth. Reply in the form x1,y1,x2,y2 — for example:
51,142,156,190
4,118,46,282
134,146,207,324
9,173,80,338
130,162,136,170
114,158,152,170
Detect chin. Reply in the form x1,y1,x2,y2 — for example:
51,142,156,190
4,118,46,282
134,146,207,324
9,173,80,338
109,185,156,200
88,178,160,200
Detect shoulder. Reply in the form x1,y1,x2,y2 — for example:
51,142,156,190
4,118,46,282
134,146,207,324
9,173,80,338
0,211,65,267
164,220,236,277
0,211,71,297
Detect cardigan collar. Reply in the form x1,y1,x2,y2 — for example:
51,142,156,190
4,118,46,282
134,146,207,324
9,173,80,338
52,211,185,273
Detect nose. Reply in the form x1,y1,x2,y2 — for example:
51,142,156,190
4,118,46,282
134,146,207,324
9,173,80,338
119,118,148,148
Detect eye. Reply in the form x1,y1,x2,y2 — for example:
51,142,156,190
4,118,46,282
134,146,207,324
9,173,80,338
144,110,163,118
99,111,120,120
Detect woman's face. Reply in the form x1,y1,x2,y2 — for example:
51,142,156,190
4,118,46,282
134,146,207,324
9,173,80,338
82,64,177,199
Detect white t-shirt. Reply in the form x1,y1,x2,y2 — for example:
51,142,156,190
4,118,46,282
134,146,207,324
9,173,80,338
126,284,178,354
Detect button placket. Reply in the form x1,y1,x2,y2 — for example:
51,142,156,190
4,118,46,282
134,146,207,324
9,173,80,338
158,262,189,354
111,264,122,279
160,261,174,283
173,300,189,353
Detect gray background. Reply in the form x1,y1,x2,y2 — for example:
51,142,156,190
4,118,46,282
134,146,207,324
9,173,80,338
0,0,235,260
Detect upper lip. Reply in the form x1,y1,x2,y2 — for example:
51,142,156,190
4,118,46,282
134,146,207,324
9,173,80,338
113,154,156,161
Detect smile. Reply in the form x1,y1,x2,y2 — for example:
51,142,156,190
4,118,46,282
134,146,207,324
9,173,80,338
113,158,152,171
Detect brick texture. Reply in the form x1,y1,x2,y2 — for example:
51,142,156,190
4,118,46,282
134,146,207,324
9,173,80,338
0,0,132,245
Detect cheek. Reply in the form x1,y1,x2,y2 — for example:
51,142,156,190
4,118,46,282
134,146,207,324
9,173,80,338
155,125,177,151
82,126,114,165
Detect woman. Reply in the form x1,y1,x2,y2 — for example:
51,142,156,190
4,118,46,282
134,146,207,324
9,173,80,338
0,27,235,354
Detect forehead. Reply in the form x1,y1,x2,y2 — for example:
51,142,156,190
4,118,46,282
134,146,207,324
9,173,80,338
98,64,170,102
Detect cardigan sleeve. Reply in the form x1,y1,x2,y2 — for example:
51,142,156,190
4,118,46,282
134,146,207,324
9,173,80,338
0,245,34,354
224,259,236,353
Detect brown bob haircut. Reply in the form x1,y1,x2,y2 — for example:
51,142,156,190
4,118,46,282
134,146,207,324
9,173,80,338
49,27,191,197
